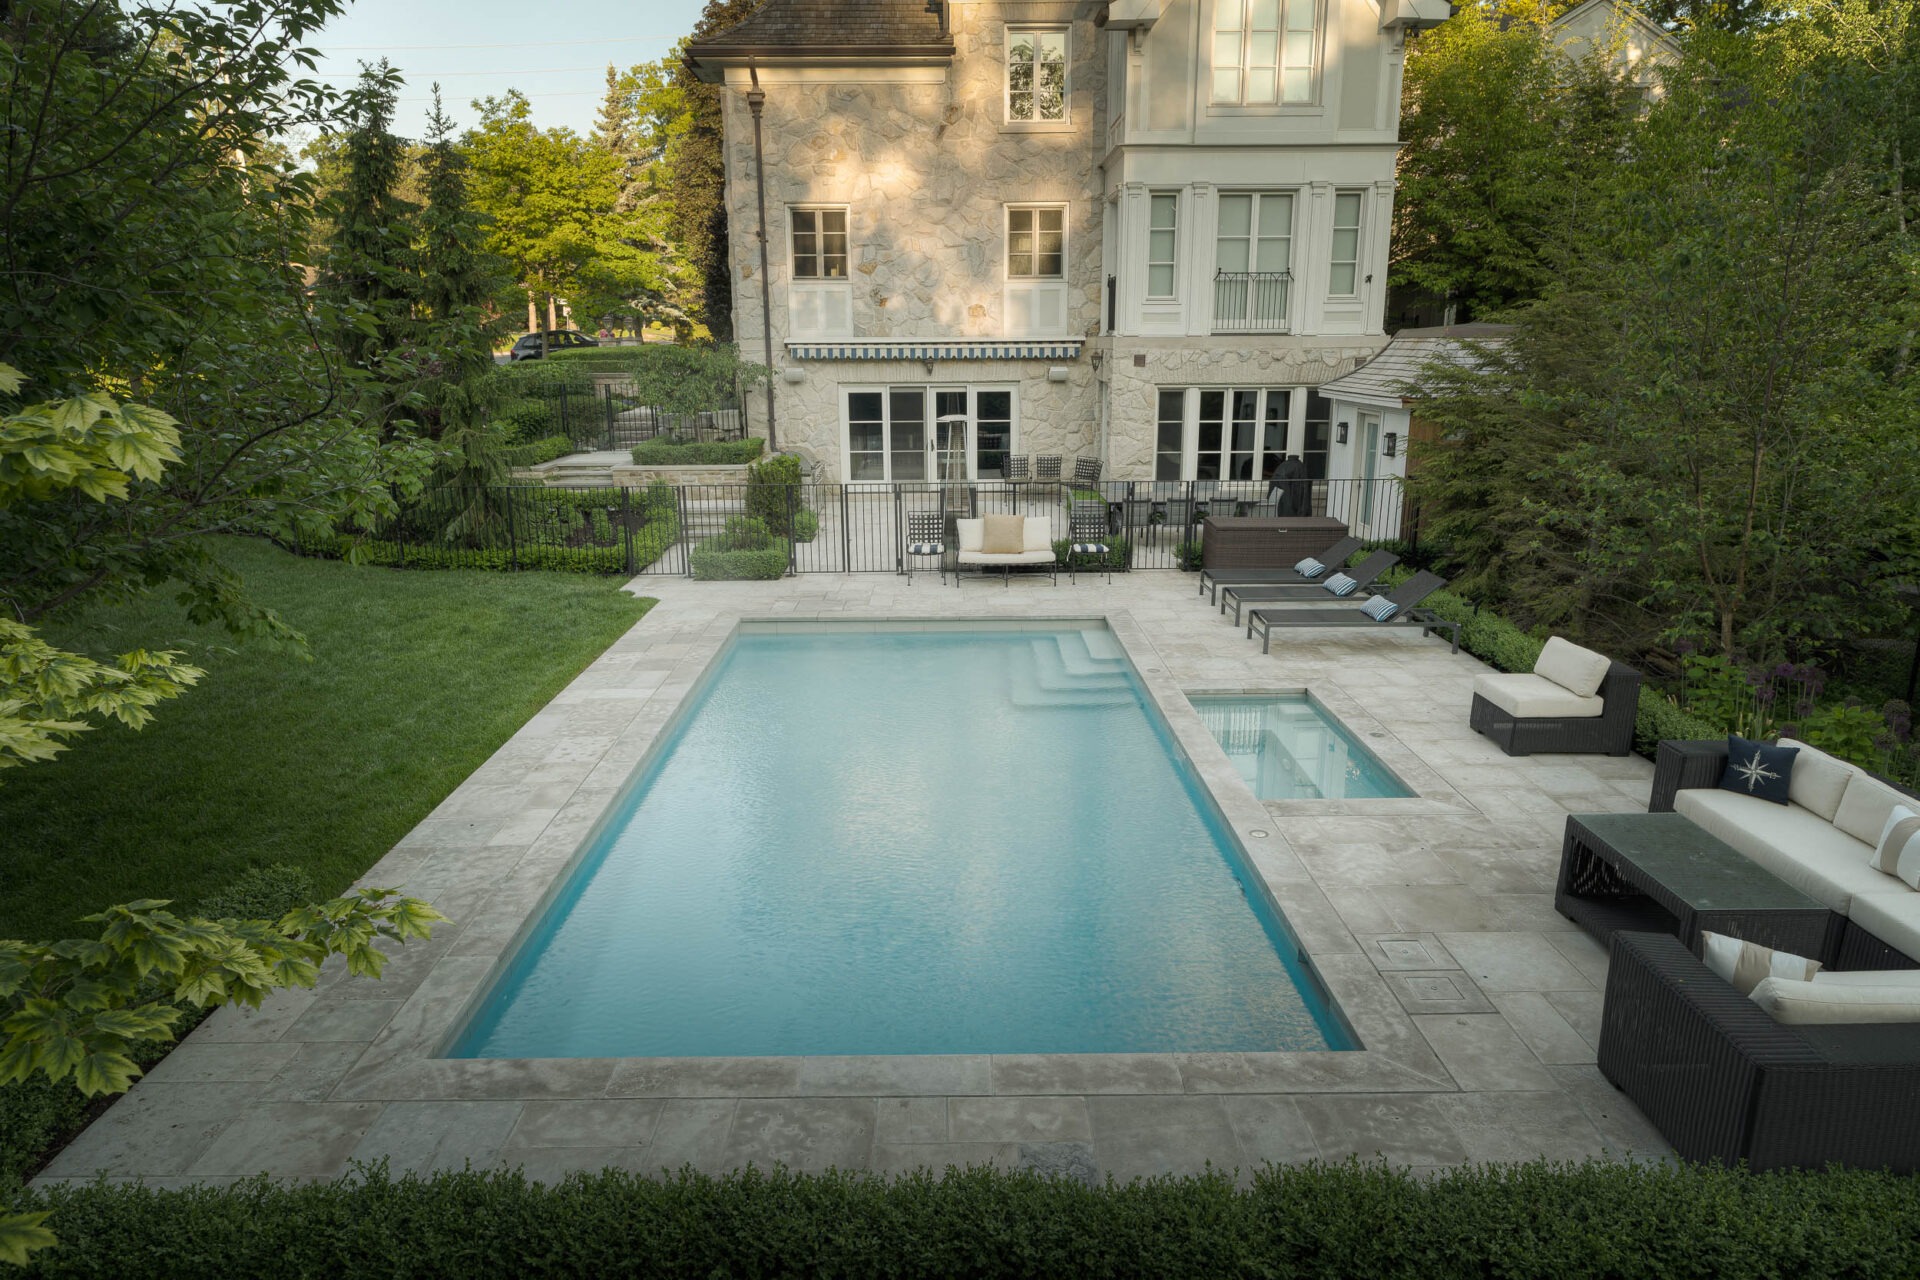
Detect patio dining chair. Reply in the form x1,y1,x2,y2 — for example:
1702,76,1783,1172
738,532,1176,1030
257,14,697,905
1002,454,1031,510
903,512,948,585
1034,455,1063,500
1071,456,1102,489
1068,503,1114,584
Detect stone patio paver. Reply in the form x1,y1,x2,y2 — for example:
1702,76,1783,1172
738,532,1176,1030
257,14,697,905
35,570,1673,1191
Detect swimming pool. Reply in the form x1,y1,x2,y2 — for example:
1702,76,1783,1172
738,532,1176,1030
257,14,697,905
1190,694,1412,801
447,623,1354,1058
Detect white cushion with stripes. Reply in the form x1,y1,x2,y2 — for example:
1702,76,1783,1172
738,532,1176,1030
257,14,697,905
907,543,943,555
1294,557,1326,578
1070,543,1109,554
1874,804,1920,888
1360,595,1399,622
1701,930,1822,996
1323,572,1358,597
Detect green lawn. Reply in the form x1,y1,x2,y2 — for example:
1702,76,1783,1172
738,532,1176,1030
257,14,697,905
0,537,654,941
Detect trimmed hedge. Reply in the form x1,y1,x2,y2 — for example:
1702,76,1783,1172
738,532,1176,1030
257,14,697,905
501,435,575,469
689,515,788,580
629,438,765,466
319,487,681,577
19,1160,1920,1278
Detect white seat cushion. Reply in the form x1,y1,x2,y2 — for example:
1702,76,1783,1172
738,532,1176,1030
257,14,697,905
957,549,1055,565
956,519,984,553
1749,975,1920,1025
1776,737,1857,823
1472,672,1605,720
1835,772,1911,845
1021,517,1053,553
1673,787,1886,913
1846,891,1920,964
1534,636,1611,698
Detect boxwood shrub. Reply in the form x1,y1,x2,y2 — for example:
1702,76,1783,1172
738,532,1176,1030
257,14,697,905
1050,537,1132,572
689,516,788,581
501,436,575,469
17,1160,1920,1278
629,439,765,466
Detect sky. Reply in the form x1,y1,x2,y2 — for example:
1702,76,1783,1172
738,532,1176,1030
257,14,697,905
303,0,711,141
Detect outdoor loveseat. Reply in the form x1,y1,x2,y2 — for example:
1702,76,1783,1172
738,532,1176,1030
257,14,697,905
1468,637,1642,757
955,515,1056,586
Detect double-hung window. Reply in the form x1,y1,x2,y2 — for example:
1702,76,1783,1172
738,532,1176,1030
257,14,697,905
1146,192,1179,299
1211,0,1317,106
1007,29,1068,122
789,206,851,337
1328,191,1363,297
1005,205,1068,336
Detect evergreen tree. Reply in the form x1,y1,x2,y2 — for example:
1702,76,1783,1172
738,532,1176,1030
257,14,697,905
320,62,417,372
671,0,762,340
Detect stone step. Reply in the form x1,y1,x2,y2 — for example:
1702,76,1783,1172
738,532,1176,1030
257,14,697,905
1050,630,1129,679
1027,639,1130,694
1008,662,1136,708
1079,629,1128,662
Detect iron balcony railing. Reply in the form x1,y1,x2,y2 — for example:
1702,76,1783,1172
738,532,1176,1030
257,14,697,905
1212,270,1292,334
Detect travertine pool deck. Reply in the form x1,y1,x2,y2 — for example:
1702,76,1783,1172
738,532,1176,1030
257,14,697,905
38,571,1670,1189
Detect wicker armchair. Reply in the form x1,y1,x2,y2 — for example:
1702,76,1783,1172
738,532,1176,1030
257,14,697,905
1469,661,1642,757
1598,930,1920,1171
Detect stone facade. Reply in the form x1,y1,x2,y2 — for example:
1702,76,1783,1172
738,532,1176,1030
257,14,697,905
722,1,1105,478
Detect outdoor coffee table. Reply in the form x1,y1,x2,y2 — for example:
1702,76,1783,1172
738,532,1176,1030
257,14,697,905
1556,812,1832,957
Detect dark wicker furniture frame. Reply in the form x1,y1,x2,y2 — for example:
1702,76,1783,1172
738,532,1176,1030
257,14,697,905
1555,812,1831,957
1197,535,1361,603
1598,930,1920,1172
1647,738,1920,968
1469,661,1642,757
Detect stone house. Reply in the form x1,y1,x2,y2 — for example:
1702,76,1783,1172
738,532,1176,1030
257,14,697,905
686,0,1448,486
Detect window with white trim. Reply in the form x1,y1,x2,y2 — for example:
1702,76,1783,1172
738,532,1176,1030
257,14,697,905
791,207,847,279
1213,192,1293,333
1157,386,1292,482
1007,206,1065,278
1005,205,1068,337
1146,192,1179,299
789,206,852,338
1007,28,1068,122
1328,191,1363,297
1211,0,1317,106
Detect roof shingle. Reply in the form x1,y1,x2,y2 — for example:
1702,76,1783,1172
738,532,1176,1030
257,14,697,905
1316,324,1513,406
688,0,953,55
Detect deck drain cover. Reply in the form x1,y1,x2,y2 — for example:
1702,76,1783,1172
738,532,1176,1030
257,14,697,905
1249,829,1270,838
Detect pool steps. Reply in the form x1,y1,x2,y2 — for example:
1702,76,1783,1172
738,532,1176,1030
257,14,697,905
1010,631,1135,707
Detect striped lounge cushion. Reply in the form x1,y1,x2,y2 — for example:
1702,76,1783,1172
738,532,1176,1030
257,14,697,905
1360,595,1399,622
1293,557,1326,578
1070,543,1109,554
907,542,943,555
1701,930,1822,996
1323,572,1359,597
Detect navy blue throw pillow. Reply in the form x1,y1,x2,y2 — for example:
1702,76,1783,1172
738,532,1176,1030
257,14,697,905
1718,734,1798,805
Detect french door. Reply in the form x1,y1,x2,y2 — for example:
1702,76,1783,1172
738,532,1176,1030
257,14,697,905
1156,386,1292,483
844,386,1014,483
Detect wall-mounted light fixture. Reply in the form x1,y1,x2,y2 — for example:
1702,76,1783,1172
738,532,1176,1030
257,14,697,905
780,366,806,384
1336,421,1349,445
1383,431,1398,458
1047,366,1070,383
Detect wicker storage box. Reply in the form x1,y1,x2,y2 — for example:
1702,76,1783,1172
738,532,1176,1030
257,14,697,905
1200,516,1346,573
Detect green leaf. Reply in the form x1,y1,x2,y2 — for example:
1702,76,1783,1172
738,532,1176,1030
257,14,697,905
0,1211,57,1266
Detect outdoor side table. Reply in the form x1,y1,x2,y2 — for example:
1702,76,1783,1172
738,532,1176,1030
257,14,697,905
1556,812,1831,957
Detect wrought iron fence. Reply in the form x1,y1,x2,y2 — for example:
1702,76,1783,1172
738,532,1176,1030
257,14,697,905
1212,270,1292,334
295,476,1413,578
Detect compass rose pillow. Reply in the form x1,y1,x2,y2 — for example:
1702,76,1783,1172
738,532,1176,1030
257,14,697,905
1718,734,1798,805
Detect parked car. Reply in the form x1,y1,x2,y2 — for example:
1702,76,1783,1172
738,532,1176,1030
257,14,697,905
507,330,600,362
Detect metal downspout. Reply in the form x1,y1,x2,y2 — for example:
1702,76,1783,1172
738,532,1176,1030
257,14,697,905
746,65,777,452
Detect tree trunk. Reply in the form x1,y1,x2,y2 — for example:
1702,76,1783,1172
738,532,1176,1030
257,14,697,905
547,294,558,331
526,290,537,334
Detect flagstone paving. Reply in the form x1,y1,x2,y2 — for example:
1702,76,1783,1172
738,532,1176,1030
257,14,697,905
37,570,1671,1189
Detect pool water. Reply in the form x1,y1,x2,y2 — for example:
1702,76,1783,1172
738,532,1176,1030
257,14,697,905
1191,695,1412,801
448,625,1353,1058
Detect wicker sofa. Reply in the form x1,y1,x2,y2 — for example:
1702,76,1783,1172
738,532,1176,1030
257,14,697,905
1650,738,1920,968
955,516,1056,585
1468,637,1642,757
1599,930,1920,1171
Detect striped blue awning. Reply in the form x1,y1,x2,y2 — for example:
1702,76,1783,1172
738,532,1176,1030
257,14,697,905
786,339,1084,361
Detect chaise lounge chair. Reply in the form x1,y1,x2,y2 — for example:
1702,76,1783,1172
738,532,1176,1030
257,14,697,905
1218,550,1401,625
956,515,1056,586
1198,535,1364,604
1244,570,1459,654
